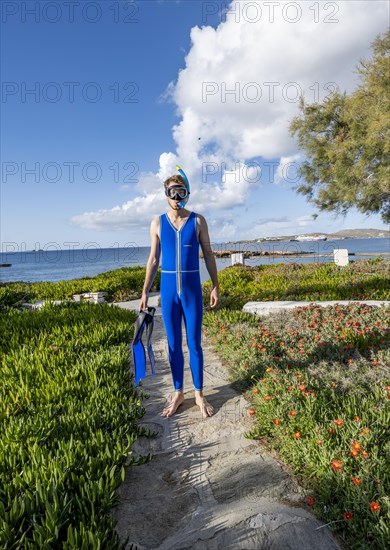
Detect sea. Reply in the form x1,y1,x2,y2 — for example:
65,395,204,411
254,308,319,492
0,238,389,286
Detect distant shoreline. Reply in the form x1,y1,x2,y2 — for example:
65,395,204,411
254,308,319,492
225,232,389,245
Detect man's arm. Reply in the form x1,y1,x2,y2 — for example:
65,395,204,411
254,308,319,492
198,214,220,308
139,217,161,311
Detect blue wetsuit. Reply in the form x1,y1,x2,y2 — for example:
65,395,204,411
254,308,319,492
159,211,204,391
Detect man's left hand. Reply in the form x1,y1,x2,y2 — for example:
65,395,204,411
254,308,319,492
210,286,220,308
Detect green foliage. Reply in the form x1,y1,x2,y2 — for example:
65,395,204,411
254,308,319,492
202,258,390,310
290,29,390,222
203,303,390,548
0,266,160,307
0,301,150,548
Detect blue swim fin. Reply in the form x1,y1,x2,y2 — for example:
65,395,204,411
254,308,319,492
132,307,156,386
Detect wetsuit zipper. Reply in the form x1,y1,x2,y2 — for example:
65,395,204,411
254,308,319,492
176,231,181,296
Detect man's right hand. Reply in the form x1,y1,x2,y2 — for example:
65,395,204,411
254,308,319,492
139,292,148,311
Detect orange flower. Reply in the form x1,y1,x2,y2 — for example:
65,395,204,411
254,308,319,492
287,386,294,391
289,410,296,417
298,385,306,392
334,418,343,427
369,502,380,512
253,388,259,394
361,450,369,457
317,439,323,445
294,431,301,439
261,378,267,383
328,428,335,435
351,441,361,451
266,367,272,372
248,408,256,416
273,419,281,426
354,415,360,422
306,496,315,505
264,395,272,401
361,427,370,436
330,459,343,472
350,450,359,458
343,512,353,520
351,477,362,486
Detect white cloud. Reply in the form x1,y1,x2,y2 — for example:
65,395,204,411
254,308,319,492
275,154,303,184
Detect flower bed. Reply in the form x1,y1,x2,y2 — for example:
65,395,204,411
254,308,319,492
203,302,390,548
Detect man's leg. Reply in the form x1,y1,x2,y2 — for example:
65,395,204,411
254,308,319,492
182,276,214,418
160,279,185,417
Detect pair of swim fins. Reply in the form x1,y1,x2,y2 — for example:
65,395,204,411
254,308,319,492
132,306,156,386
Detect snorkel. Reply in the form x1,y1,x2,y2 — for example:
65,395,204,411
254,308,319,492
175,165,190,208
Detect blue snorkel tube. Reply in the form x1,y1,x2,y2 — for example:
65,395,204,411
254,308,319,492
176,165,190,208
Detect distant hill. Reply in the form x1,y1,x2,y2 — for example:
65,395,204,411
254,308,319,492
327,228,390,239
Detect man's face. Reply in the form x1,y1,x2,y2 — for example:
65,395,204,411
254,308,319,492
165,182,188,210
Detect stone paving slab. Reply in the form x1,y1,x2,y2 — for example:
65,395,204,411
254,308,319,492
111,296,343,550
243,300,390,316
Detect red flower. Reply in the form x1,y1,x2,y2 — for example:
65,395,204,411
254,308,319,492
334,418,343,427
273,419,281,426
351,477,362,486
370,502,380,512
343,512,353,520
354,415,360,422
330,459,343,472
350,450,359,458
248,408,256,416
351,441,360,451
289,410,296,417
306,496,315,505
298,385,306,392
287,386,294,391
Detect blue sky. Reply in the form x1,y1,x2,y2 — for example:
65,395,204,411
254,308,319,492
1,0,389,251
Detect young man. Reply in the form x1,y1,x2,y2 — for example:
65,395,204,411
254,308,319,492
139,173,220,418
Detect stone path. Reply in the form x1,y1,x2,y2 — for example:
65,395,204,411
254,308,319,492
111,294,343,550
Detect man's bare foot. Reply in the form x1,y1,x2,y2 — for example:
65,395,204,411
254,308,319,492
160,391,185,417
195,392,214,418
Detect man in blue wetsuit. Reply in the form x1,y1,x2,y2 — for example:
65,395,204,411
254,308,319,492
139,172,220,418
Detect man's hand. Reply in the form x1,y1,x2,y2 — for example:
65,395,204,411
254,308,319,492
139,291,148,311
210,286,220,308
